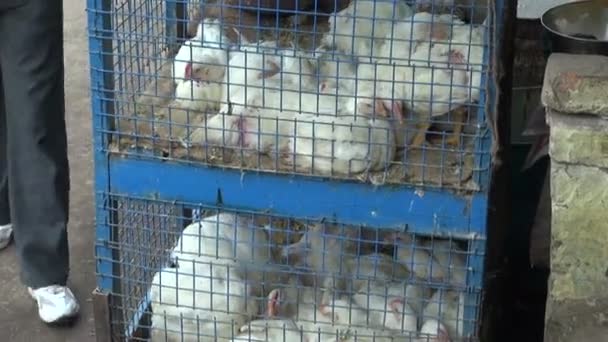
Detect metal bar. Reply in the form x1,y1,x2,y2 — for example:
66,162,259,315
92,289,112,342
472,6,494,192
464,239,486,337
87,0,122,337
125,291,152,339
107,157,489,236
175,0,188,42
165,0,178,49
87,0,115,297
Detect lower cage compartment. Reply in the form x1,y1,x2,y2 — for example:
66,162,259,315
100,194,484,341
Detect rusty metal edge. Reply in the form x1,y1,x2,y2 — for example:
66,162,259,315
93,288,112,342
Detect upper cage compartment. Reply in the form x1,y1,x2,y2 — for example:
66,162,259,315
103,0,494,191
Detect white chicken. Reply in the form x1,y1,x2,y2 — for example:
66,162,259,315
352,281,431,329
173,18,234,84
324,0,414,60
182,102,294,155
403,17,486,148
419,238,468,287
385,232,445,283
348,253,410,285
373,12,465,63
269,252,418,333
314,44,358,92
170,212,275,295
351,61,405,120
435,19,485,105
237,283,388,342
348,253,431,316
149,262,258,341
170,18,240,117
232,319,305,341
357,48,461,148
350,12,485,149
224,78,356,117
174,77,224,113
421,289,465,340
268,284,383,340
285,113,395,175
347,61,410,149
223,40,318,106
351,280,418,333
171,212,271,265
183,91,395,175
280,224,377,295
418,319,451,342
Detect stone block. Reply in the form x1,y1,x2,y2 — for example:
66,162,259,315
542,53,608,116
549,162,608,301
547,110,608,168
544,297,608,342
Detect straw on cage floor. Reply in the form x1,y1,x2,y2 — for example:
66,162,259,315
109,8,482,191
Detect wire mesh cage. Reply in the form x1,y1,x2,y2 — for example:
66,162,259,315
88,0,508,340
101,194,484,341
90,0,496,191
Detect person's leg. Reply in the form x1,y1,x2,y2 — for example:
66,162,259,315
0,70,12,250
0,0,78,323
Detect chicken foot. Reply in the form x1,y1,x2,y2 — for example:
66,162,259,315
445,106,467,147
409,121,432,149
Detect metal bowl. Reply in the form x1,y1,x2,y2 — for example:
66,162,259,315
541,0,608,55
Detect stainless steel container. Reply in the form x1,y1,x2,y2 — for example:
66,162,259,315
541,0,608,55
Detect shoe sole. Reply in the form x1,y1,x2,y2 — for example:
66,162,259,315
44,314,79,327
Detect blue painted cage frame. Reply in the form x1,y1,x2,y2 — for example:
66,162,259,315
87,0,509,340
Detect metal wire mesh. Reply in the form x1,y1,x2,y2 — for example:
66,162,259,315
97,193,183,339
90,0,494,191
100,194,484,341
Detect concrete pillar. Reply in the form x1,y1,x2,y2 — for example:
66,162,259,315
541,53,608,342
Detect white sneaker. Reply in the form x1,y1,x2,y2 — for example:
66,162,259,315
28,285,80,324
0,224,12,250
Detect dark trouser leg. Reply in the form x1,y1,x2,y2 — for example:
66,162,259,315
0,0,70,288
0,72,10,227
